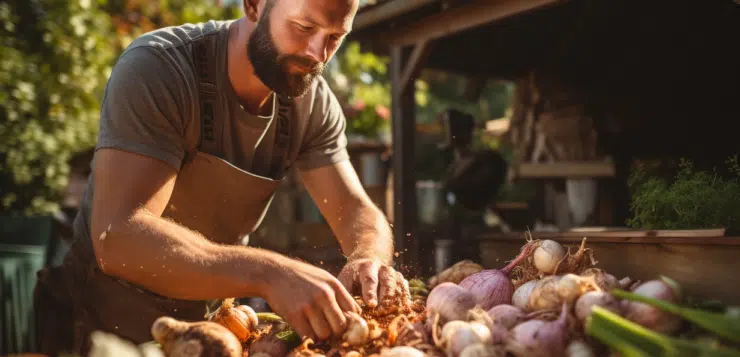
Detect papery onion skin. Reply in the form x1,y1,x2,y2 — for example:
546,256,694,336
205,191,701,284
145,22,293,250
508,303,569,357
487,304,525,330
459,343,505,357
151,316,242,357
459,244,537,310
581,268,620,291
343,312,370,347
512,280,538,311
623,278,683,334
380,346,426,357
574,291,622,322
206,298,258,342
533,240,566,274
528,276,562,311
426,283,477,327
446,322,493,357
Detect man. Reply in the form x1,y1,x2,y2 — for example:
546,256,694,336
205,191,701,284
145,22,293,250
34,0,407,355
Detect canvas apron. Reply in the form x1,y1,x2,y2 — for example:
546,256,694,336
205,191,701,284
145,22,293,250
33,32,294,356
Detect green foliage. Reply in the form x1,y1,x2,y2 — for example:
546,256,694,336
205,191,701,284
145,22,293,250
1,0,116,215
627,156,740,230
0,0,239,216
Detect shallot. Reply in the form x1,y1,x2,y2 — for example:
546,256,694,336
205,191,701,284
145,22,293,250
205,298,259,342
507,303,570,357
459,343,506,357
343,312,370,346
623,277,683,334
581,268,620,291
151,316,242,357
487,304,525,329
565,340,595,357
380,346,426,357
459,244,537,310
533,240,566,274
574,291,621,322
426,283,477,328
439,321,492,357
529,274,600,311
512,280,538,311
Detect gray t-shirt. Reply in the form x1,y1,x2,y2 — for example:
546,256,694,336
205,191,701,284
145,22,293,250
72,20,349,243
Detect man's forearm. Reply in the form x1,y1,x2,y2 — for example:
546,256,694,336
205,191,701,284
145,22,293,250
92,209,282,301
334,200,394,265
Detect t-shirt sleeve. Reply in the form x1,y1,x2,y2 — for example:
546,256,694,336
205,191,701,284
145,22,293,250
96,46,189,170
294,78,350,171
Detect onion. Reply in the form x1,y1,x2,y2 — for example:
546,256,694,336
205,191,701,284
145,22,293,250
574,291,622,322
151,316,242,357
581,268,620,291
343,312,370,346
439,321,493,357
512,280,538,311
487,304,525,329
507,303,569,357
565,340,595,357
459,343,506,357
380,346,426,357
623,277,683,333
426,282,478,329
459,243,537,310
533,240,566,274
530,274,600,311
206,298,259,342
429,260,485,288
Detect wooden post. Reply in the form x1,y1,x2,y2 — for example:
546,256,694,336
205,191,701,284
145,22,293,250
391,45,420,275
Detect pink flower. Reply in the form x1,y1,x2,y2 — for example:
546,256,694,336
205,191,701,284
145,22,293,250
352,99,366,111
375,104,390,120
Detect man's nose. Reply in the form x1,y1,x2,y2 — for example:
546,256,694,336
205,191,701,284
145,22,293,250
304,35,329,63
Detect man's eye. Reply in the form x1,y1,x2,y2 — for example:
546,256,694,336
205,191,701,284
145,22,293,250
295,23,312,32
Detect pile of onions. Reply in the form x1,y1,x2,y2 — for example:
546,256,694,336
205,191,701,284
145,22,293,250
457,244,537,310
622,277,683,333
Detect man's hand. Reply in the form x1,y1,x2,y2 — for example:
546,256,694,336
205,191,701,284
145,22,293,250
262,256,361,342
337,258,409,308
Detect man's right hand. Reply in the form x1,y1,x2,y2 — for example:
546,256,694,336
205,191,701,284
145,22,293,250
263,257,361,341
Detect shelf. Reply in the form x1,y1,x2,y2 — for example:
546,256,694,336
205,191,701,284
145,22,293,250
512,161,616,179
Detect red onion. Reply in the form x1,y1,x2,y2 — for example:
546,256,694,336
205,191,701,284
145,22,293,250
574,291,622,322
426,282,477,329
623,277,682,333
487,304,525,329
458,244,536,310
507,303,570,357
512,280,538,311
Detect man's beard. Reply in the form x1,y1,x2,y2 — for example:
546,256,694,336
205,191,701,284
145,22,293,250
247,9,324,98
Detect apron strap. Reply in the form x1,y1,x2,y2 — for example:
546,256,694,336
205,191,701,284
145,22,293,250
191,31,293,178
192,34,223,158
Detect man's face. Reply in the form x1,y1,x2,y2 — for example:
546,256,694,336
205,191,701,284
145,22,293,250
248,0,358,98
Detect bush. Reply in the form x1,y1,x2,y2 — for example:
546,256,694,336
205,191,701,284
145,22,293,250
627,156,740,230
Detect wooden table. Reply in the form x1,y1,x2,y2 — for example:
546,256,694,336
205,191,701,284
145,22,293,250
475,230,740,305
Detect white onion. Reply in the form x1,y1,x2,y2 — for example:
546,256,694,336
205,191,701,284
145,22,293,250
426,283,477,329
343,312,369,346
565,340,595,357
512,280,538,311
487,304,525,329
624,278,682,333
508,303,569,357
533,240,566,274
575,291,622,322
459,343,505,357
440,321,492,357
380,346,425,357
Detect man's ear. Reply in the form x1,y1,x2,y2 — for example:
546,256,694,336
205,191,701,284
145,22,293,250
243,0,261,22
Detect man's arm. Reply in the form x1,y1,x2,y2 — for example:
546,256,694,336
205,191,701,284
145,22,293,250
90,148,278,300
299,160,394,264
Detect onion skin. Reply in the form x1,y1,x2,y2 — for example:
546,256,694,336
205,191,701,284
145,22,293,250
574,291,622,322
343,312,370,347
565,340,595,357
380,346,426,357
426,283,477,327
512,280,538,311
528,276,562,311
623,278,682,334
581,268,620,291
487,305,525,330
443,321,493,357
459,244,537,310
429,260,485,289
459,343,506,357
206,298,258,342
533,240,566,274
507,303,569,357
151,316,242,357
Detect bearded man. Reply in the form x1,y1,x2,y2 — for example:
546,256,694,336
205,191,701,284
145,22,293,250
33,1,407,355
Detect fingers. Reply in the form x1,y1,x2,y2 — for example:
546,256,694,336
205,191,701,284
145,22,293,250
397,270,410,295
337,266,356,294
359,260,381,307
303,305,332,341
288,312,314,341
321,296,348,337
377,266,396,302
332,279,362,314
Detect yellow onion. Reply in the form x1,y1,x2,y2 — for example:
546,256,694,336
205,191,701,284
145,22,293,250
206,298,259,342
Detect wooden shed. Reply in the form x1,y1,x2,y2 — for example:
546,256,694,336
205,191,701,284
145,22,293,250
348,0,740,298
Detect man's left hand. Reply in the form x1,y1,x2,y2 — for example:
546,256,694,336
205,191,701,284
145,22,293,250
337,258,409,308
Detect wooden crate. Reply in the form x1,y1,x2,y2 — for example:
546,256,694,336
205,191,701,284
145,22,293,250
476,231,740,305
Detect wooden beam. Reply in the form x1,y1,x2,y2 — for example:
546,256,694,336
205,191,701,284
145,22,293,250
514,161,616,179
400,40,434,95
354,0,439,30
390,45,420,275
382,0,563,46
